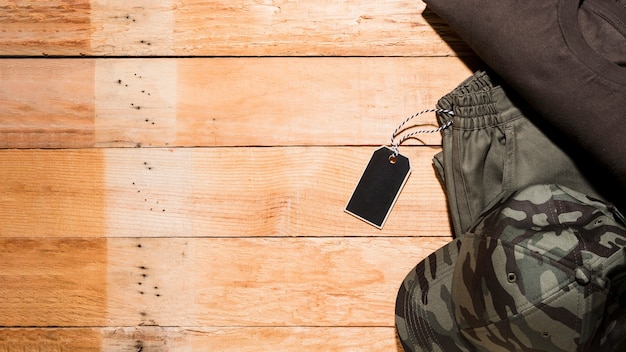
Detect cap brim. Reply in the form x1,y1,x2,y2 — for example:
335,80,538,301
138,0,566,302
395,238,474,352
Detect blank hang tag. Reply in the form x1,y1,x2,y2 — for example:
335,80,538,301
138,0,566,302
345,146,411,229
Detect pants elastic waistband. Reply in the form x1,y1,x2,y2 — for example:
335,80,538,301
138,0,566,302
436,71,530,130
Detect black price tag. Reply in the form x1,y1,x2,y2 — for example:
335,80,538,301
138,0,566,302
345,147,411,229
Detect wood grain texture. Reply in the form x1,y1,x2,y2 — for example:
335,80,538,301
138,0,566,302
0,150,106,237
0,0,471,56
0,0,92,56
0,328,102,352
173,57,476,148
0,147,451,237
107,237,447,327
0,59,96,148
152,327,402,352
0,0,468,348
0,57,477,149
0,238,108,327
0,236,447,327
0,327,402,351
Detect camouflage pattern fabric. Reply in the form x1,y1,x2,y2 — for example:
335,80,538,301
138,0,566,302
432,71,606,240
396,184,626,352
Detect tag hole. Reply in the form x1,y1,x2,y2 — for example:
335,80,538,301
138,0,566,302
388,155,397,164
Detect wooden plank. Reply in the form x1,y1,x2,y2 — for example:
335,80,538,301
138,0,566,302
0,327,403,351
107,237,446,327
101,327,403,352
0,57,476,148
0,0,471,57
0,0,92,56
0,328,102,352
0,150,106,237
172,57,475,148
0,2,464,350
0,147,452,238
0,238,108,327
0,236,448,327
0,59,97,148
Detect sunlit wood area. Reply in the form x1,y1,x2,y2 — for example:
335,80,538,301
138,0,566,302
0,1,481,350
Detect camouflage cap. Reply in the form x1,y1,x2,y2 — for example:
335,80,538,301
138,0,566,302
396,184,626,351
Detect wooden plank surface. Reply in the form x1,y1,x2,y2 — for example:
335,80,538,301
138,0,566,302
0,237,448,327
0,327,401,351
0,147,451,238
0,0,470,349
0,0,470,57
0,57,476,148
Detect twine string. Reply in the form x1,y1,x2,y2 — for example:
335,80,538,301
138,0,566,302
390,108,454,157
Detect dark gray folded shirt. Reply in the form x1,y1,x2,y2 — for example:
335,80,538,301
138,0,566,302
424,0,626,206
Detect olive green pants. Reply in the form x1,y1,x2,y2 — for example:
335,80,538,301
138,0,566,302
433,71,605,237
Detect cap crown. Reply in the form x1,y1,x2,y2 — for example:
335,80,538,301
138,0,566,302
452,184,626,351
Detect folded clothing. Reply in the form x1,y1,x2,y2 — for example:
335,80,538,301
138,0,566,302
433,71,607,237
424,0,626,205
